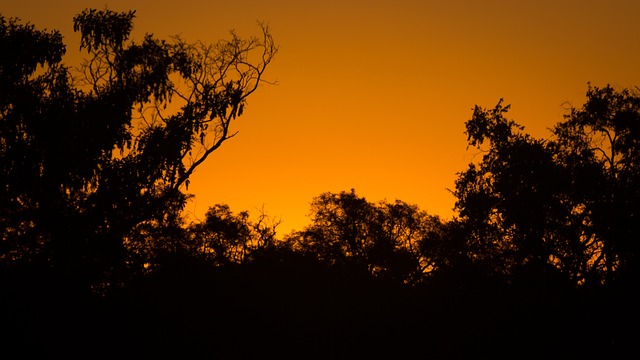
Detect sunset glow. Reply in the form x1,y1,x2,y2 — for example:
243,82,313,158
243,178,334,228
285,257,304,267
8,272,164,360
5,0,640,234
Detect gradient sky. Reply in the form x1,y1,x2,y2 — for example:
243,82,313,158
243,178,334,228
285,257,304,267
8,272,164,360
4,0,640,234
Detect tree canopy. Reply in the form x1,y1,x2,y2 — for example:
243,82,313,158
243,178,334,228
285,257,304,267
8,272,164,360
1,8,639,358
453,84,640,287
0,9,276,287
284,189,445,284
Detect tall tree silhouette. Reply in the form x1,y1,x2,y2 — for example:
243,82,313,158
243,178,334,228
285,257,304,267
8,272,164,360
453,100,575,285
0,9,276,288
453,85,640,287
553,84,640,283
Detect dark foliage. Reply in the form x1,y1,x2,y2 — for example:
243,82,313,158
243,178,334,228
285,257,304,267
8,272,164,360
1,9,638,358
453,85,640,288
284,189,445,284
0,9,276,289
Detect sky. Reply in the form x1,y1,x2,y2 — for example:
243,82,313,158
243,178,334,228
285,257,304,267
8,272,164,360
3,0,640,235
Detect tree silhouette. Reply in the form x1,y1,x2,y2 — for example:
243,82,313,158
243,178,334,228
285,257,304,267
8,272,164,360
286,189,443,284
453,100,575,286
0,9,276,288
453,85,640,288
182,204,280,266
553,84,640,283
2,10,638,356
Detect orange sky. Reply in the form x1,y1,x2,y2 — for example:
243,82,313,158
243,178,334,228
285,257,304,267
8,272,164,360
4,0,640,234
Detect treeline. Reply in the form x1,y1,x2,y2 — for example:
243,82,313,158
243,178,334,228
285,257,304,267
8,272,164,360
145,84,640,292
1,9,639,358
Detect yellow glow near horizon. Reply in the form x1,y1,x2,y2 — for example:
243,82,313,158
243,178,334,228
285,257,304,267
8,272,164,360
5,0,640,235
